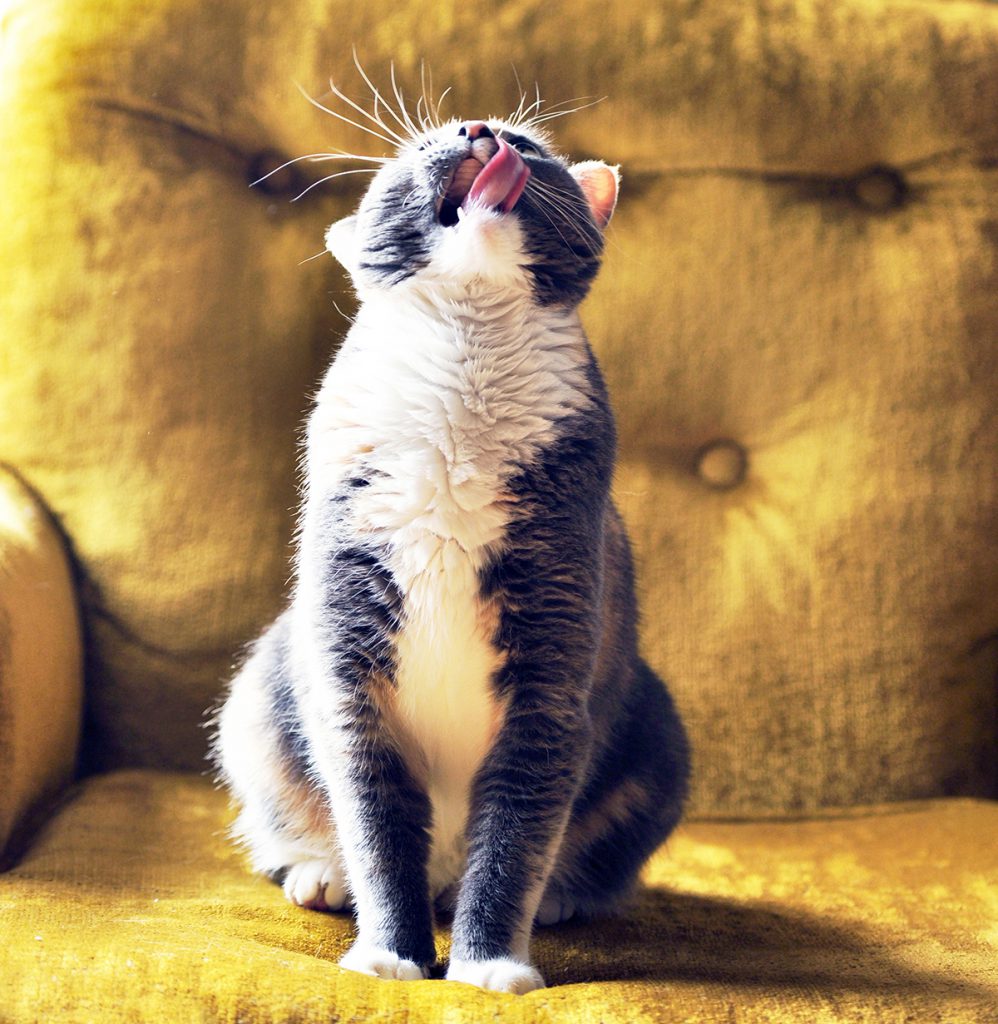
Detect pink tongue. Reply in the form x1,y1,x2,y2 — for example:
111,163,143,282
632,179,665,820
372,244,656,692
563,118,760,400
464,137,531,213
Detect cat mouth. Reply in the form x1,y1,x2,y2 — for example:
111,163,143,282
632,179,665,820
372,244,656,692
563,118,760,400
437,137,530,227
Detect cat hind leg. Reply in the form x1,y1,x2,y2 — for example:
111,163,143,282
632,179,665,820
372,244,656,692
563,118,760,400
214,612,347,913
541,662,690,925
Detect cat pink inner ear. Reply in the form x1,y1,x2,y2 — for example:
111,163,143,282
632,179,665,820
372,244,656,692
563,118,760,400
570,161,620,229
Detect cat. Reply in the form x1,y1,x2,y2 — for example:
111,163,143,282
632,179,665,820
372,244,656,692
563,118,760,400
212,91,690,995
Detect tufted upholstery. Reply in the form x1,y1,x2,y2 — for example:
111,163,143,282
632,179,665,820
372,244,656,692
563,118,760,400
1,0,996,1019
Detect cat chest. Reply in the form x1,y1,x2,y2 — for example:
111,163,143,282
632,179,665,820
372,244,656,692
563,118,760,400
387,533,508,891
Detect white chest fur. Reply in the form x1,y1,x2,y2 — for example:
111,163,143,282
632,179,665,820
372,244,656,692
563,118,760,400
305,281,592,891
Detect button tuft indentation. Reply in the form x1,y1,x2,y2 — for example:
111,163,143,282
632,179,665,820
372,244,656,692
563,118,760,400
850,166,908,212
696,440,749,490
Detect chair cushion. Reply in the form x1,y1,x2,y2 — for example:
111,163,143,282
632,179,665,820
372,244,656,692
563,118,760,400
4,771,995,1021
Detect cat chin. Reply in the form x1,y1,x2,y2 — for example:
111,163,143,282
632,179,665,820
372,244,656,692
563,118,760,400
417,206,531,293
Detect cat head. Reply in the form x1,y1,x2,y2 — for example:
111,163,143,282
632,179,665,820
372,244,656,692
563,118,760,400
325,117,619,308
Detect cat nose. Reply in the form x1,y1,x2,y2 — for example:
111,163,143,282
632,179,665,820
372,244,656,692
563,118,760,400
458,121,494,141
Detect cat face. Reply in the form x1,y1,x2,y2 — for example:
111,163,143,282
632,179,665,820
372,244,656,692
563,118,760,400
326,118,619,307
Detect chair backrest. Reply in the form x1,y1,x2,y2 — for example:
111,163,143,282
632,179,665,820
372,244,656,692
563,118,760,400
1,0,995,816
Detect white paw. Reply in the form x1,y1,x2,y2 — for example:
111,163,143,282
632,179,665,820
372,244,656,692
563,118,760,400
447,957,545,994
339,940,429,981
282,858,348,911
535,894,577,926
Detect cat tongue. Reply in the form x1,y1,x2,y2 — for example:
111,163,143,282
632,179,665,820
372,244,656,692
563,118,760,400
464,137,530,213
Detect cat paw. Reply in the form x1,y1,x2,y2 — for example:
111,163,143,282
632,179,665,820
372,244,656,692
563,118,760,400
282,858,348,911
446,957,545,994
339,941,430,981
535,893,577,926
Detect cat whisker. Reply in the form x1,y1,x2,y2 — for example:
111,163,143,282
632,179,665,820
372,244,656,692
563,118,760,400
533,180,623,258
418,64,434,133
331,300,358,327
529,179,594,218
521,96,606,130
525,186,587,254
432,86,452,127
329,77,411,148
291,167,380,203
389,62,425,143
507,66,532,130
419,64,449,132
508,82,545,130
298,248,331,266
527,182,602,256
250,151,390,189
351,49,420,147
415,93,432,136
298,82,403,150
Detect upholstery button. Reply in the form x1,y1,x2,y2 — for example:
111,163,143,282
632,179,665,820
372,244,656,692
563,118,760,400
850,166,907,211
247,150,302,196
695,440,748,490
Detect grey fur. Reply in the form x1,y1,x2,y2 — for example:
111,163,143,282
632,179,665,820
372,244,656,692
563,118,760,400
213,113,689,990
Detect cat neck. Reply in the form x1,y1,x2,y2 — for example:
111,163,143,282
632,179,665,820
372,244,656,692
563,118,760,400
354,278,587,359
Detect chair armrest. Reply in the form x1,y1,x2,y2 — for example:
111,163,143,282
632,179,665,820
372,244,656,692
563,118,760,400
0,465,83,864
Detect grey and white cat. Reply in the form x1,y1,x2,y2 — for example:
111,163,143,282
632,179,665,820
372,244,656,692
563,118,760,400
213,100,689,995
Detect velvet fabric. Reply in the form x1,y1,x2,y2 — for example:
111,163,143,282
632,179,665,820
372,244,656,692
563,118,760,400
4,773,996,1022
0,0,995,813
1,0,996,1019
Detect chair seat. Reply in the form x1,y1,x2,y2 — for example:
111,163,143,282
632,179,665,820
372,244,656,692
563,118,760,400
3,770,996,1022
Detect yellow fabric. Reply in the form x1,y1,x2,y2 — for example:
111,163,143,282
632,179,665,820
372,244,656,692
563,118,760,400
1,0,995,815
3,772,996,1022
0,467,82,861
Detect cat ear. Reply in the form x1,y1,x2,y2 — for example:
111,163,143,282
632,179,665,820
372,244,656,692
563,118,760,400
325,215,359,276
569,161,620,229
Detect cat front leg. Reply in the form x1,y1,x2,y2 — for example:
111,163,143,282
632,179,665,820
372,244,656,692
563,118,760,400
295,531,437,980
445,529,599,993
298,649,437,978
446,694,593,993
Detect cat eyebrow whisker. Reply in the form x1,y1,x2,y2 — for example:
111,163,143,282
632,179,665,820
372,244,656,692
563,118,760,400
305,75,411,151
418,63,435,132
508,82,545,130
520,95,607,130
507,66,531,130
518,84,546,129
351,49,420,148
389,62,425,144
415,93,432,135
331,79,412,148
432,86,452,127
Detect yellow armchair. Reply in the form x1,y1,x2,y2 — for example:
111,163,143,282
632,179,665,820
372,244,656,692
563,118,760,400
1,0,995,1020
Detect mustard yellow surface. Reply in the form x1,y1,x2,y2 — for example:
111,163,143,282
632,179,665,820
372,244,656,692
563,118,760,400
2,771,995,1023
2,0,996,1018
1,0,996,817
0,467,82,860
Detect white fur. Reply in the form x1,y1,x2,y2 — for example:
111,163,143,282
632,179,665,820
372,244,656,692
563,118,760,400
283,857,349,910
447,956,545,994
307,211,594,897
215,646,337,875
340,941,430,981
